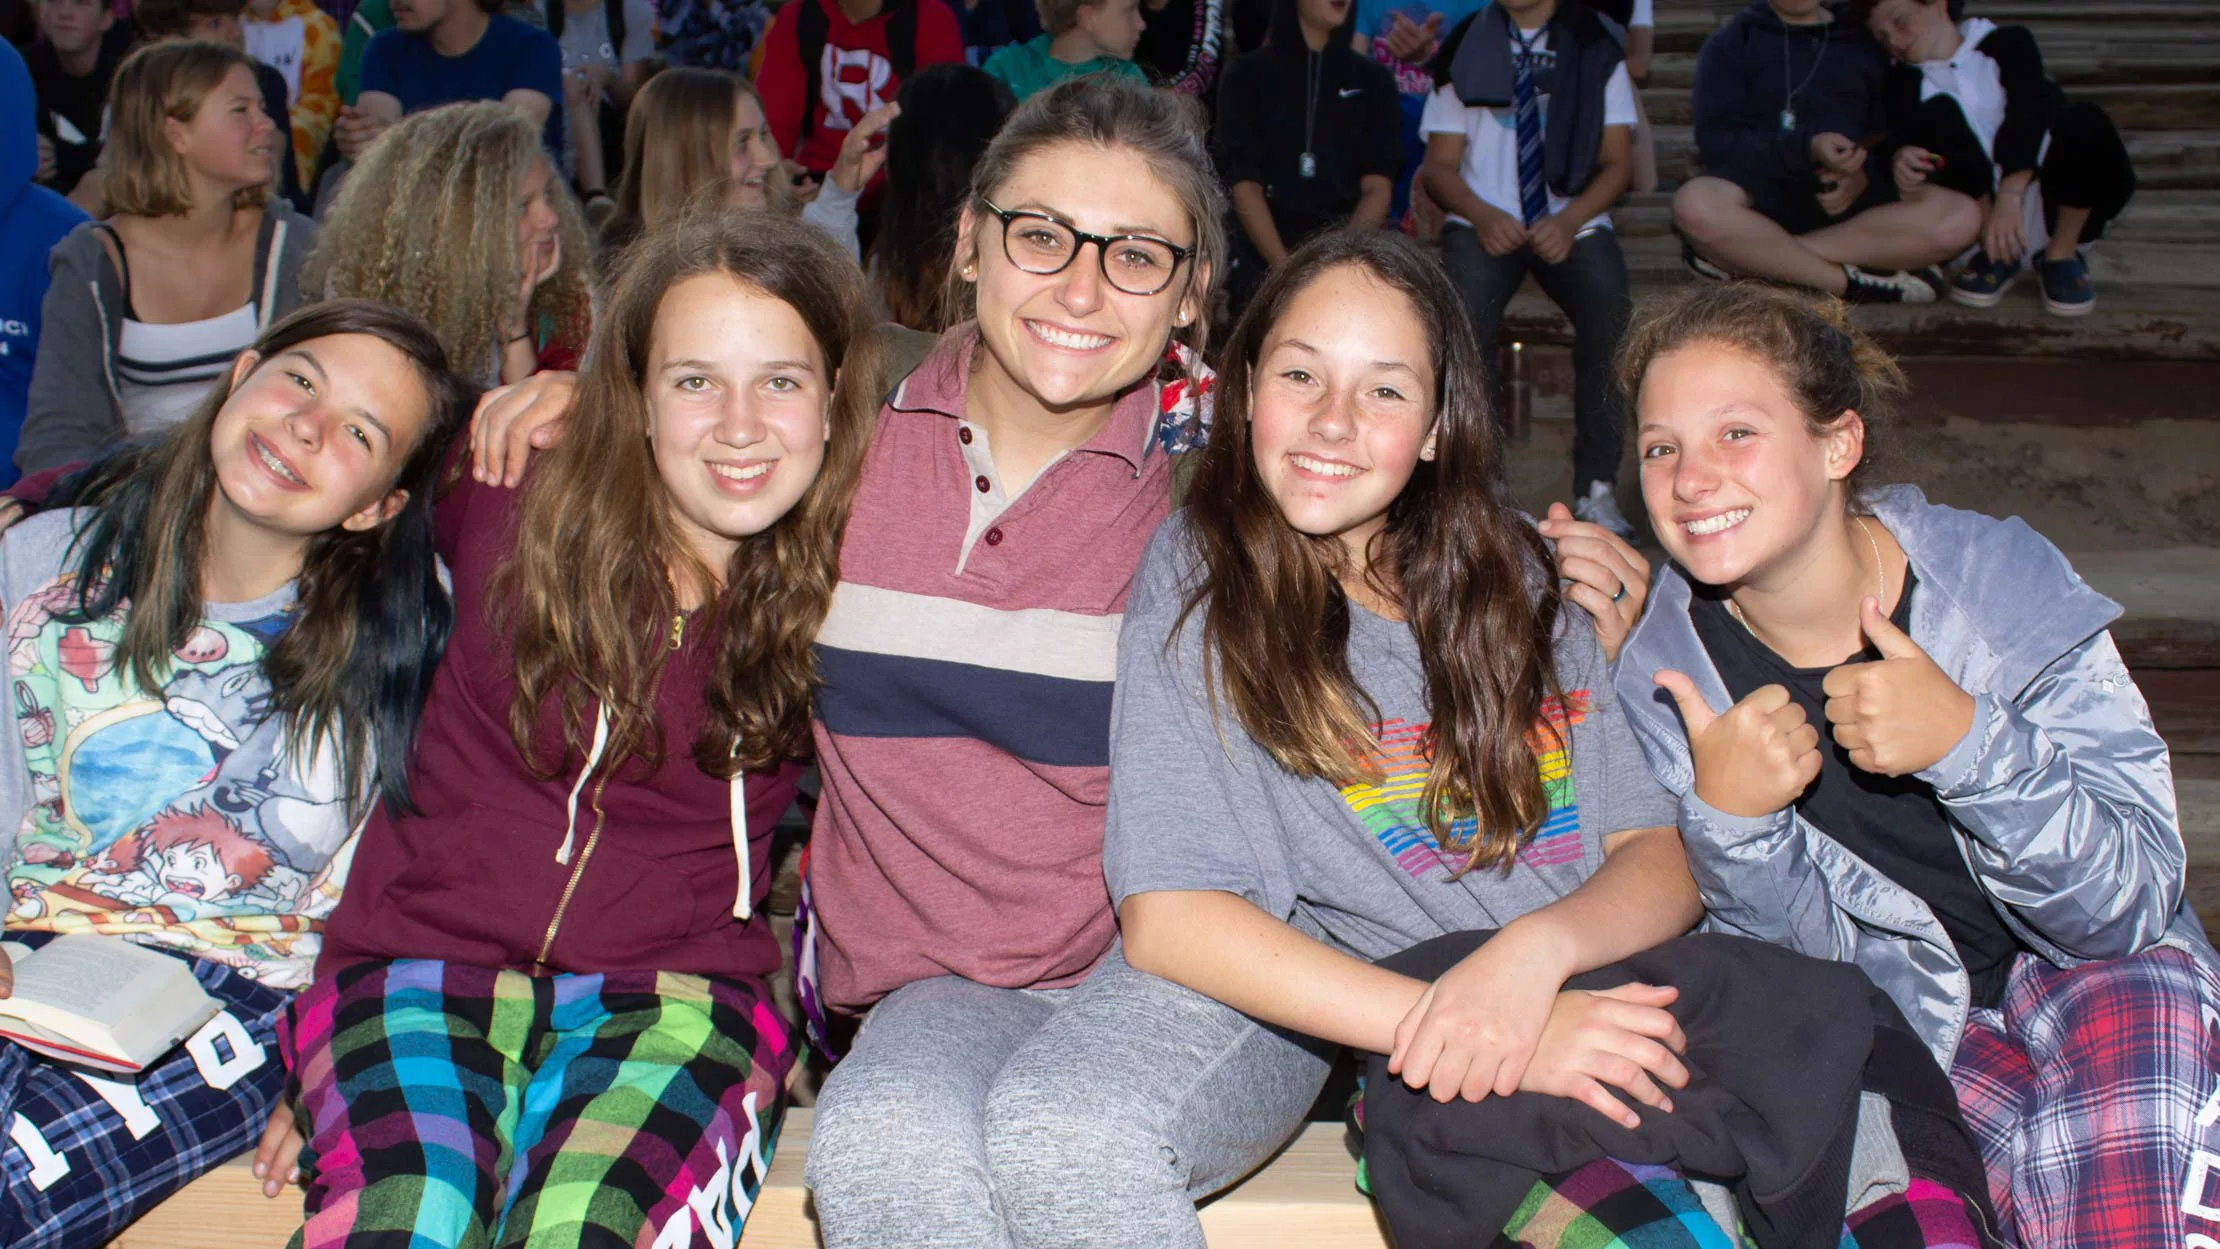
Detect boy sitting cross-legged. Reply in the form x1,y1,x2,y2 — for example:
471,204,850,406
1672,0,1981,305
1857,0,2135,317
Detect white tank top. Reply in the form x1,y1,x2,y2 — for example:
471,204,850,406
115,303,261,437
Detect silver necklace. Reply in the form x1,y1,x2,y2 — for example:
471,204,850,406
1300,48,1320,178
1728,516,1885,638
1779,17,1829,131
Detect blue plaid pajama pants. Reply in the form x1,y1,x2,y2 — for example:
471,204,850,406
0,933,292,1249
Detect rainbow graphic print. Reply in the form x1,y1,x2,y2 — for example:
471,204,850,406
1338,692,1589,880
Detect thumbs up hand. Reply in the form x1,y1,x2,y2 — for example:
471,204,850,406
1655,670,1822,818
1821,598,1974,777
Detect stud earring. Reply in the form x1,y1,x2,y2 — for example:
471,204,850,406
1419,441,1436,461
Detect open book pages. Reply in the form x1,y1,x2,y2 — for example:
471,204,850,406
0,935,220,1074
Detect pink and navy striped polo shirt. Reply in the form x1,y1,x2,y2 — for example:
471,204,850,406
808,326,1176,1011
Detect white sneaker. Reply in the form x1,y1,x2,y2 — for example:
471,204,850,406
1572,481,1637,540
1841,264,1939,305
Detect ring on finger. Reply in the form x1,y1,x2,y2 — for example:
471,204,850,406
1610,581,1628,603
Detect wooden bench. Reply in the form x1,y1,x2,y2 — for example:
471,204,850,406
108,1109,1391,1249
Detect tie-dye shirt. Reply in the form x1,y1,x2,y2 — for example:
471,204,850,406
0,510,360,989
1105,513,1674,962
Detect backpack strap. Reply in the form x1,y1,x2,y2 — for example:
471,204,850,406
799,0,913,147
796,0,831,145
887,0,917,79
93,222,135,321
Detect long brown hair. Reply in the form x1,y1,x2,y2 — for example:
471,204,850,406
494,209,869,779
63,299,477,815
305,102,593,382
1616,282,1906,507
873,64,1013,331
1180,230,1561,874
605,69,787,253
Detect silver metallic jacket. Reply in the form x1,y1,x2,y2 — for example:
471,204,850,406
1615,485,2216,1066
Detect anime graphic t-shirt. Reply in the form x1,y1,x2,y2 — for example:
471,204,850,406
0,511,359,989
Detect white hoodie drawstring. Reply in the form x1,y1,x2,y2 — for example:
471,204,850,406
557,702,610,865
730,744,751,920
554,702,751,920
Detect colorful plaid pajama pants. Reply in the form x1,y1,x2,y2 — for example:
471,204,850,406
1950,945,2220,1249
1492,1161,1982,1249
0,934,292,1249
285,959,793,1249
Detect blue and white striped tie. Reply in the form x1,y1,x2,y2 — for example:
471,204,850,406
1512,26,1549,227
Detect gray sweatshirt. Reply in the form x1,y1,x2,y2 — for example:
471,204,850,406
20,202,316,475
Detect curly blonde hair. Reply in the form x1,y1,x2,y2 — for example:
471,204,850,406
305,102,593,381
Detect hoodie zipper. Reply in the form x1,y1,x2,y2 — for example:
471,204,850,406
532,609,687,971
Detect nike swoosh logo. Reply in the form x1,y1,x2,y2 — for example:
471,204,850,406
1339,87,1364,97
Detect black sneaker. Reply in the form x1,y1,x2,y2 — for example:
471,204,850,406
1681,238,1731,282
1840,264,1939,304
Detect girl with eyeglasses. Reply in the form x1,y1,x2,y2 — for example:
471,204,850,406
455,75,1314,1249
793,76,1343,1249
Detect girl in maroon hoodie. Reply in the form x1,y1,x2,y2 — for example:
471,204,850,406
280,210,869,1248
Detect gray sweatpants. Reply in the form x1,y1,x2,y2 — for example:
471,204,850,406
804,945,1332,1249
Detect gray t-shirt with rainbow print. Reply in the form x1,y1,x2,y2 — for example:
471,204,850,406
1106,513,1676,962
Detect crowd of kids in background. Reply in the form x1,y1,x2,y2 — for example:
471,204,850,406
0,0,2185,1243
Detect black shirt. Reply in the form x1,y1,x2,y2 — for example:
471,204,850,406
1215,39,1401,241
252,58,305,208
23,27,132,194
1690,568,2029,1007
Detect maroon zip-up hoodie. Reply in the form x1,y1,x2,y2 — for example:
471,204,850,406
318,468,801,988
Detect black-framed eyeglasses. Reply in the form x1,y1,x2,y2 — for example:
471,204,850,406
978,197,1194,297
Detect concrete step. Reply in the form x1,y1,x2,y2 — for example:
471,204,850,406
1973,0,2220,18
1643,81,2220,130
2149,669,2220,754
1607,230,2220,294
1647,124,2220,191
1607,188,2220,246
1644,48,2220,90
2084,548,2220,669
1653,2,2220,52
1493,226,2220,359
1507,281,2220,361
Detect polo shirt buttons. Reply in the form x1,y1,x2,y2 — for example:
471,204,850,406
975,475,991,493
984,527,1005,546
959,427,973,445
